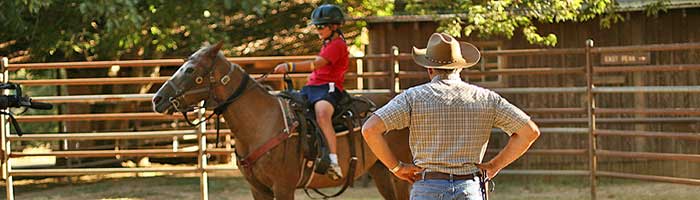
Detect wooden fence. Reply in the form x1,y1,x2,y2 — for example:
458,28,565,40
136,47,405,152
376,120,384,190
1,40,699,200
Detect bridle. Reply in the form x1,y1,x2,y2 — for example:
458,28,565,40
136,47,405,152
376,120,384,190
164,54,251,127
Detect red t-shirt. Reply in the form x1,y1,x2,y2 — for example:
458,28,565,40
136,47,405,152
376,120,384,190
307,37,349,91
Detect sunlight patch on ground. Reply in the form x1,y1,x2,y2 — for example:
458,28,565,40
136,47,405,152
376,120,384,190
13,177,63,186
100,198,144,200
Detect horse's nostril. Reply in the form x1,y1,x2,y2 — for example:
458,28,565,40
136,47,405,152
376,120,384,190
153,96,162,104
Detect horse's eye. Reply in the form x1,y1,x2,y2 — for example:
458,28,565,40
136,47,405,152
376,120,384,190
185,68,195,73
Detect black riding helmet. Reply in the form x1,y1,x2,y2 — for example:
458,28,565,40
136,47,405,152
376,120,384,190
310,4,345,25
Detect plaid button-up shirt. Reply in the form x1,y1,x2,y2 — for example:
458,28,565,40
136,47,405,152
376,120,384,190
374,74,530,175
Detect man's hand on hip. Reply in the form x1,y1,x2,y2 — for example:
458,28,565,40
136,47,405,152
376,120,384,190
393,163,424,184
475,162,501,180
477,120,540,180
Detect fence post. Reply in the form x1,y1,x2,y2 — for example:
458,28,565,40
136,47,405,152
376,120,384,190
197,104,209,200
1,57,14,200
356,52,364,90
585,39,597,200
390,46,399,95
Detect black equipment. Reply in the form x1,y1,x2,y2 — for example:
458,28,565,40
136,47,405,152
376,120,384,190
0,82,54,136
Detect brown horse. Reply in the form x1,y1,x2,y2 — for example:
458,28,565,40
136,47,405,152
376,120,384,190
152,42,412,199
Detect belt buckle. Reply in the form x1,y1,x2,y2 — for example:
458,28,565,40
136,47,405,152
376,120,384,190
449,173,454,182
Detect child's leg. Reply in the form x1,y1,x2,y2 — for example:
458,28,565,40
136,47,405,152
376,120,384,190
314,100,342,179
314,100,337,154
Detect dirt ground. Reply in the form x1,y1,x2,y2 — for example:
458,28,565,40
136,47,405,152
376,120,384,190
2,174,699,200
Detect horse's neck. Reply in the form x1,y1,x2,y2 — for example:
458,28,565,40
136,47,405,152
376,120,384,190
217,76,284,156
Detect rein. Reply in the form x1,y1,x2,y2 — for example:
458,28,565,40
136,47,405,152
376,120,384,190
255,69,275,82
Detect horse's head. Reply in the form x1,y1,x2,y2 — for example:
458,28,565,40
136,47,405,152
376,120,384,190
152,42,230,114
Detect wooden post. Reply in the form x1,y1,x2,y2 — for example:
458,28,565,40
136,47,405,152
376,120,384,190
357,58,364,90
225,134,232,163
196,103,209,200
1,57,14,200
391,46,399,95
172,136,179,152
585,40,597,200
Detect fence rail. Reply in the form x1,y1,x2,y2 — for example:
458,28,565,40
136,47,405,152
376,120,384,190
597,171,700,185
7,130,196,141
595,129,700,140
596,150,700,162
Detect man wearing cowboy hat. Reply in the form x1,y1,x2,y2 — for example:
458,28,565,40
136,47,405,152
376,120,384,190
362,33,540,199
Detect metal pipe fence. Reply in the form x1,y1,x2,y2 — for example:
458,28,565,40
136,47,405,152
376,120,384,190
0,41,699,200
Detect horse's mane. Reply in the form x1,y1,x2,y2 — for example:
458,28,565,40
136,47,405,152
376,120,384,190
216,52,277,93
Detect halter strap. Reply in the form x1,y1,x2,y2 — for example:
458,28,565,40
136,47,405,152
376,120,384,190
171,57,250,128
168,60,237,113
212,73,250,115
237,98,297,169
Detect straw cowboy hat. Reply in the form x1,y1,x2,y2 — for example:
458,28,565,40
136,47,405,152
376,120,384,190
412,33,481,69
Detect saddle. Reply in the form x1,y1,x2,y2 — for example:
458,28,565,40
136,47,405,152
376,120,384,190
277,88,375,198
279,89,373,126
278,89,375,167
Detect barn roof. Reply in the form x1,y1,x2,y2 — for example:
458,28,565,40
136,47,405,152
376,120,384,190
360,0,700,23
617,0,700,11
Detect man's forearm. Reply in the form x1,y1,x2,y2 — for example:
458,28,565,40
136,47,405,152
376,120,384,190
364,130,400,169
488,134,536,169
487,121,540,170
362,116,400,169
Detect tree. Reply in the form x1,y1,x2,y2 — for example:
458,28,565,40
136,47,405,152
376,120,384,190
0,0,392,62
400,0,621,46
0,0,393,137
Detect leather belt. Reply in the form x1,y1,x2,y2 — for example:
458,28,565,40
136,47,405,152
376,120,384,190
417,172,478,181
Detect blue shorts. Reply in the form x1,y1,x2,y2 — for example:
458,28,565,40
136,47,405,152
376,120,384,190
301,83,343,107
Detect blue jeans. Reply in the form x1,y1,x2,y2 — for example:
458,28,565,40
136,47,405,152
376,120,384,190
410,176,484,200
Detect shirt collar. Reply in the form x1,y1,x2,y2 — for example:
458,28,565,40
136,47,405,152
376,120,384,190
431,73,463,83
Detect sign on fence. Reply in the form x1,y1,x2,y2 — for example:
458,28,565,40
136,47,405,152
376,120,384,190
601,52,651,65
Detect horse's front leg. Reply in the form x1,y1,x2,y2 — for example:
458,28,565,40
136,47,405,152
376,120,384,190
251,187,275,200
272,184,296,200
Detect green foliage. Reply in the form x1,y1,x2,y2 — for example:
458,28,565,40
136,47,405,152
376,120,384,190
0,1,393,137
645,0,671,17
0,0,392,62
346,0,394,17
403,0,618,46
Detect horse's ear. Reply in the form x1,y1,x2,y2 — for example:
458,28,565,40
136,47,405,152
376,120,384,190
208,41,224,57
